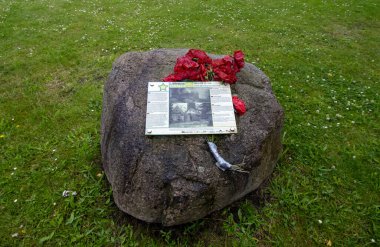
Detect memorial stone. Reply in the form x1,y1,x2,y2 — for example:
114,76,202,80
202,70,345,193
101,49,284,226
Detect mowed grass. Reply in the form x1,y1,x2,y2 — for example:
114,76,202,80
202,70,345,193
0,0,379,246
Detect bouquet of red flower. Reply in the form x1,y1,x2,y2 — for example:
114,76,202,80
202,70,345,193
163,49,245,84
163,49,247,115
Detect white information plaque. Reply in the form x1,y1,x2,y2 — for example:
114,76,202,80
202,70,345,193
145,81,237,135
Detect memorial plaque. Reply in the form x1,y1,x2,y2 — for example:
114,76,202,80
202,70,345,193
145,81,237,135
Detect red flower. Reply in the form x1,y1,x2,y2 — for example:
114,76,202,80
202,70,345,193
173,56,199,72
162,49,245,84
212,55,238,84
233,50,245,72
232,96,246,116
185,49,212,64
163,73,186,82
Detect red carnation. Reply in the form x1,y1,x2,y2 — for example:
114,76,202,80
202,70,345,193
163,73,184,82
212,56,238,84
174,56,199,72
232,96,246,116
185,49,212,64
233,50,245,72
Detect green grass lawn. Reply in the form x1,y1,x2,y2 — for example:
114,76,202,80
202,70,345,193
1,0,379,246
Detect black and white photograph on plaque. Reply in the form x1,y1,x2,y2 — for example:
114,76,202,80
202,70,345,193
169,88,213,128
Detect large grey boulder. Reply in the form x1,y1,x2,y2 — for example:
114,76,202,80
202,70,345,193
101,49,284,226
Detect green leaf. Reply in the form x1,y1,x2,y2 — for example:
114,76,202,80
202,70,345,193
66,212,75,225
39,231,55,244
